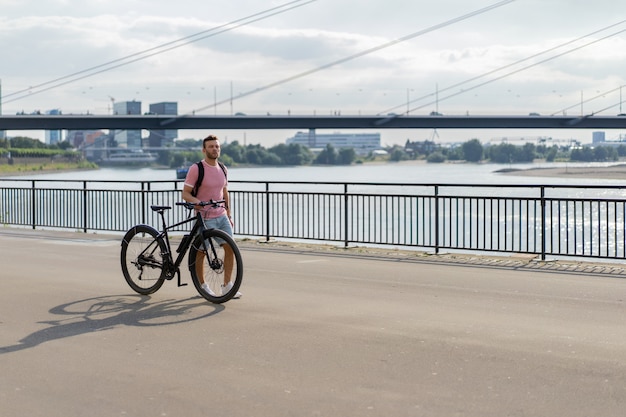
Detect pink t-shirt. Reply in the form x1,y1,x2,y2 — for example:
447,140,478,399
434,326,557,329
184,160,228,219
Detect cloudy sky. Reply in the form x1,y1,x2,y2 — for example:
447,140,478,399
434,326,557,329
1,0,625,145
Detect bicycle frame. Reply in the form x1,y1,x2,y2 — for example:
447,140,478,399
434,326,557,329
147,207,220,287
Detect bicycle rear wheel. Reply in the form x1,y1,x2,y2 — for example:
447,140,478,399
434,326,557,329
121,225,167,295
188,229,243,303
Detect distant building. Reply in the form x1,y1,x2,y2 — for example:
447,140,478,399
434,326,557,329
0,79,5,140
592,131,606,144
113,100,142,148
147,102,178,147
67,129,106,149
286,129,381,155
45,109,62,145
591,131,626,148
405,140,437,154
489,135,581,148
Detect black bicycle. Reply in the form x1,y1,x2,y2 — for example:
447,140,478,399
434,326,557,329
120,200,243,304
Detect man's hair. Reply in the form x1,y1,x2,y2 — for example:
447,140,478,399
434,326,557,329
203,135,219,147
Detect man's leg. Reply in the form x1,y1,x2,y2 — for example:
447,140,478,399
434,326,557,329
197,240,231,286
196,250,205,284
223,243,233,285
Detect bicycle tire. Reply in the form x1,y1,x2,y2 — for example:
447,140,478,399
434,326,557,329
121,225,167,295
188,229,243,303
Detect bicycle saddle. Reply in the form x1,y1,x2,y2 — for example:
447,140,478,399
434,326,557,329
150,205,171,212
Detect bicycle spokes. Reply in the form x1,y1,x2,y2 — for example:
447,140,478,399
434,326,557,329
121,225,167,295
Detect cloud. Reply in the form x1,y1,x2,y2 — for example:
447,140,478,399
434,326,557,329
1,0,625,144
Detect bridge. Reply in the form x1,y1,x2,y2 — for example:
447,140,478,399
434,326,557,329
1,114,626,131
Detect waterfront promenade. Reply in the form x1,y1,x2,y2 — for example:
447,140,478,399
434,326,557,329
1,228,626,417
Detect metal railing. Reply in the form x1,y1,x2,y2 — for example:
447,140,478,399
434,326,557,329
2,178,626,261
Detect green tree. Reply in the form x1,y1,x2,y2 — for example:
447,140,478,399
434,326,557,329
269,143,314,165
315,144,337,164
337,148,356,165
570,147,594,162
168,152,187,168
444,146,463,161
175,138,202,148
388,145,409,162
221,141,246,163
519,143,536,162
245,147,264,165
545,146,558,162
10,136,46,149
462,139,483,162
49,140,73,150
426,152,446,163
593,146,609,162
487,143,506,163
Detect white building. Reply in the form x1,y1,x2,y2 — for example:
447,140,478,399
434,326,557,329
286,129,381,155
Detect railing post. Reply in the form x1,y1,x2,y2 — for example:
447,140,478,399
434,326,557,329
141,182,146,225
540,186,546,260
344,183,349,248
434,185,440,254
82,181,88,233
265,182,270,242
31,180,36,230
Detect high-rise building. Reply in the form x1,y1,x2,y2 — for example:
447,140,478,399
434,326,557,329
45,109,62,145
0,79,5,140
592,131,606,144
113,100,142,148
148,102,178,147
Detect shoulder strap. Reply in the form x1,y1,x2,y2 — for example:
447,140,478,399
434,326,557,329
218,161,227,180
192,160,227,197
191,161,204,197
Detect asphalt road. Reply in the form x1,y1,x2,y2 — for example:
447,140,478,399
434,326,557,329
1,229,625,417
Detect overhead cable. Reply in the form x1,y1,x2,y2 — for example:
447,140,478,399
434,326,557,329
186,0,516,115
380,19,626,115
406,27,626,114
2,0,316,104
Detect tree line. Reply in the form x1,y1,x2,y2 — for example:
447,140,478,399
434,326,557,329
3,135,625,167
165,139,357,168
401,139,626,164
0,136,80,159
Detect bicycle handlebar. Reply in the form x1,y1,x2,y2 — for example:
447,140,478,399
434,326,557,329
176,200,226,210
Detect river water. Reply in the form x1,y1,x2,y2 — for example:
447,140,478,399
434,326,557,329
5,161,626,186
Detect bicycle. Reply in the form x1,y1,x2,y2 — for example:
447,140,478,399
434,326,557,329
120,200,243,304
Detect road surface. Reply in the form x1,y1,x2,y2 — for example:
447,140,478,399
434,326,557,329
1,229,625,417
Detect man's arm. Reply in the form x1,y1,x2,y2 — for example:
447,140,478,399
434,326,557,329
182,163,199,204
223,186,232,219
182,184,199,204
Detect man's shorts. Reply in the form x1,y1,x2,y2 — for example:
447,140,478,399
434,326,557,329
201,214,233,248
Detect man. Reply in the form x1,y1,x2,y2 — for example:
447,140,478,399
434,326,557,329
182,134,241,298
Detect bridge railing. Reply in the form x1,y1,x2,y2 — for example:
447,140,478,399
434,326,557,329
1,178,626,261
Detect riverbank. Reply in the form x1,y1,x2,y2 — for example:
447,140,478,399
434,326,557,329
498,164,626,180
4,159,626,181
0,161,99,177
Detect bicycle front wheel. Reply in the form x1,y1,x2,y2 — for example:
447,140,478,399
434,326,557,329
188,229,243,304
121,225,167,295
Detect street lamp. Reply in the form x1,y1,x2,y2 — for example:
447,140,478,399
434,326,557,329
406,88,412,115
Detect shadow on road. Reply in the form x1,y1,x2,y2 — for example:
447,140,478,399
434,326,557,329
0,294,223,354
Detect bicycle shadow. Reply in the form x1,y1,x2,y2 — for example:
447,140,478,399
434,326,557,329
0,294,224,354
